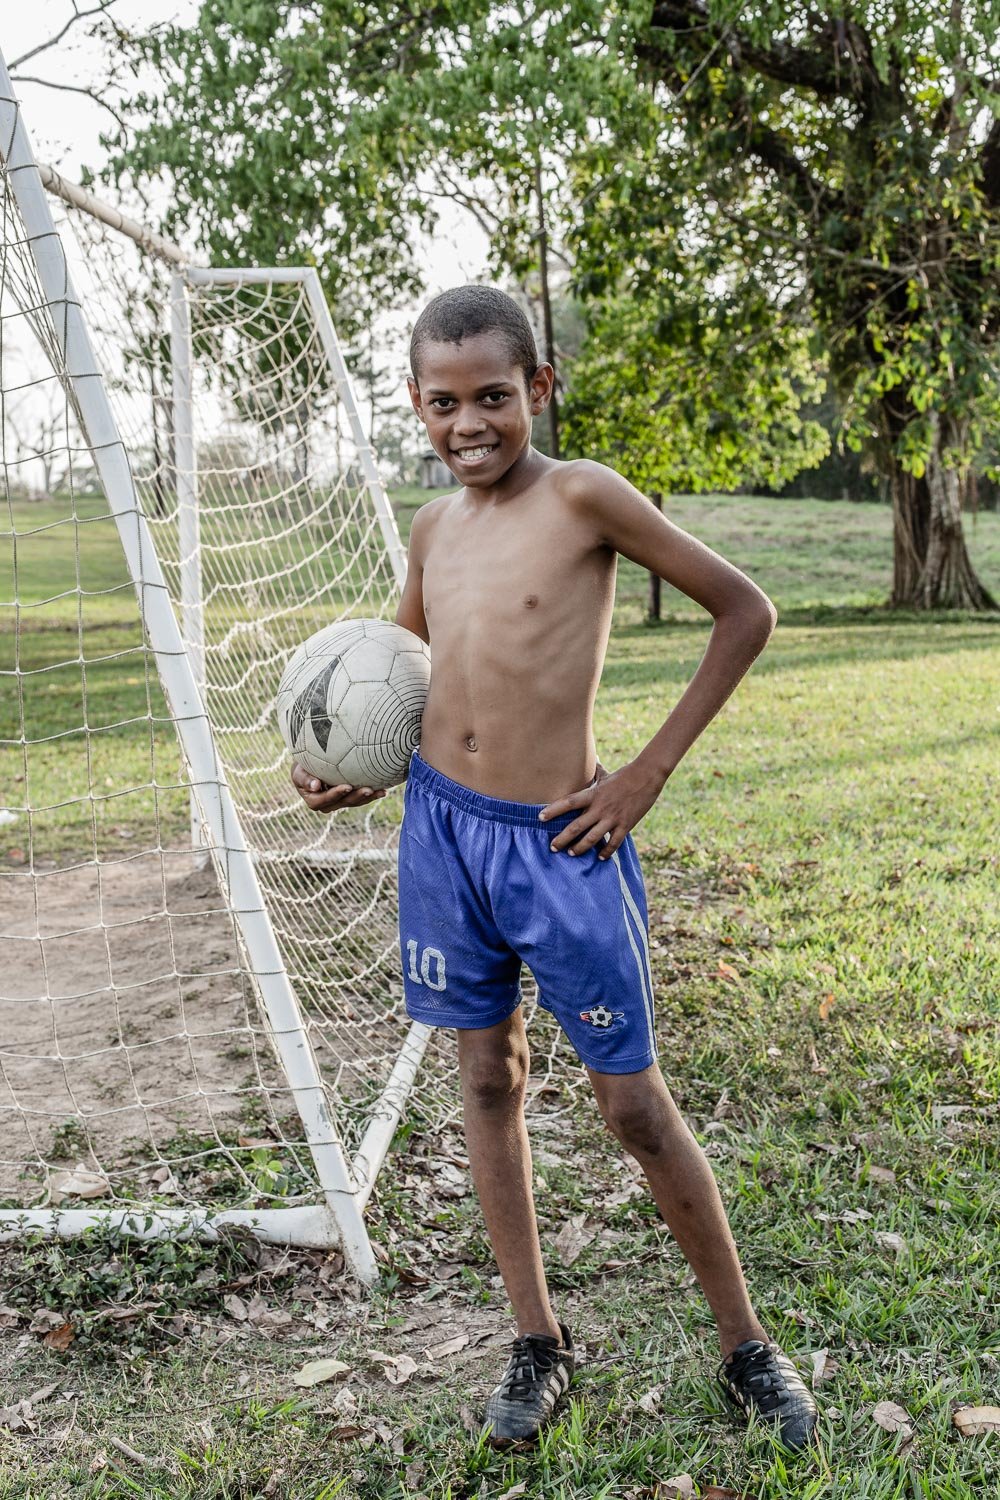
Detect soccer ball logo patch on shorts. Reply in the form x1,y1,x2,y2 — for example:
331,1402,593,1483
580,1004,621,1030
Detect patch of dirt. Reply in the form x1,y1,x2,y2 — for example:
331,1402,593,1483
0,848,275,1206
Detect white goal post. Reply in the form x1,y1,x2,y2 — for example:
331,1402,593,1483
0,52,442,1277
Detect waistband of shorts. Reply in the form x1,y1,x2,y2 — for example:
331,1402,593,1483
406,751,583,830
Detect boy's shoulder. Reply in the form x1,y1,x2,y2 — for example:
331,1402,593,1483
550,457,638,518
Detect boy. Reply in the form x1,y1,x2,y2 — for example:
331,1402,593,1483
292,285,818,1452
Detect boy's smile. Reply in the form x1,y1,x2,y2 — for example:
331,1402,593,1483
408,331,554,493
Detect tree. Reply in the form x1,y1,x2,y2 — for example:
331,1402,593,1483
579,0,997,607
108,1,998,607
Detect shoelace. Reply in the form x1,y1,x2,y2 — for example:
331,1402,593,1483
722,1343,785,1414
501,1335,558,1400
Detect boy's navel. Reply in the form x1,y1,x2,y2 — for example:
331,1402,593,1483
464,734,478,752
524,595,538,608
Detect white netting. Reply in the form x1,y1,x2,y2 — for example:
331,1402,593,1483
0,166,327,1219
1,131,577,1233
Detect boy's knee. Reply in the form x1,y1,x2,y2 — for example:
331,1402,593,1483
461,1035,529,1112
600,1090,670,1160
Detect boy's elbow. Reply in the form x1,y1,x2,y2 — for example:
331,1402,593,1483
736,590,776,647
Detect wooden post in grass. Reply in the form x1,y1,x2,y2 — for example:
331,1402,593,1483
648,492,662,621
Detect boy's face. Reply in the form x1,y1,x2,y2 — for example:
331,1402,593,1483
407,333,553,487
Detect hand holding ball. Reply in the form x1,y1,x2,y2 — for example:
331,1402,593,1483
277,619,431,791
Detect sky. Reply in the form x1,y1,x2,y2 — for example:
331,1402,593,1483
3,3,492,420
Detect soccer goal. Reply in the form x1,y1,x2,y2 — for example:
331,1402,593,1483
0,53,439,1278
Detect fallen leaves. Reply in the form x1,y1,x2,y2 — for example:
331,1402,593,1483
423,1332,469,1361
655,1477,694,1498
818,992,836,1021
553,1212,598,1266
49,1165,110,1202
42,1322,75,1351
293,1358,352,1388
952,1404,1000,1438
367,1350,420,1386
872,1399,915,1452
874,1231,906,1254
809,1348,839,1385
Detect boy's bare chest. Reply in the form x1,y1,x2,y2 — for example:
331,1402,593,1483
421,503,610,630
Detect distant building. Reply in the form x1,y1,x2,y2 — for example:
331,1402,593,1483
419,451,452,488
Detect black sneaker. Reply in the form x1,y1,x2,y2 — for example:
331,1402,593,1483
483,1323,575,1445
717,1338,818,1451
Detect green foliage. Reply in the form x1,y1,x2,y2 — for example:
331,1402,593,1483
0,1222,261,1352
563,292,829,492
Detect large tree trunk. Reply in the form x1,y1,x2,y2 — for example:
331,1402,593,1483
887,412,996,610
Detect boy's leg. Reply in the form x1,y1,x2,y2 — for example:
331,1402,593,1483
587,1063,767,1360
457,1011,562,1343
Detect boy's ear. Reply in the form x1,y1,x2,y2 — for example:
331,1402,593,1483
529,362,555,416
407,376,425,422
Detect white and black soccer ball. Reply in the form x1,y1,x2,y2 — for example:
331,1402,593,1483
276,618,431,790
588,1005,614,1030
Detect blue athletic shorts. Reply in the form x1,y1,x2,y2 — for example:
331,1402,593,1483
397,752,657,1074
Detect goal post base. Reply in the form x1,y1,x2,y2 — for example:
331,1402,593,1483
0,1204,368,1258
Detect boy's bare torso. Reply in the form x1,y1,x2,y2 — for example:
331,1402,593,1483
416,464,615,803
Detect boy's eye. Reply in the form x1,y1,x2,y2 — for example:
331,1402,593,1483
482,392,508,405
430,398,456,410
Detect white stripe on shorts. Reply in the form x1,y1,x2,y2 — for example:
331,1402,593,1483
611,850,656,1058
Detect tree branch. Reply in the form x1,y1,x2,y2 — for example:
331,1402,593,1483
645,0,865,101
9,1,117,72
10,74,127,133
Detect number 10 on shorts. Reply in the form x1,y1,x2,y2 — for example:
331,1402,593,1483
406,940,447,992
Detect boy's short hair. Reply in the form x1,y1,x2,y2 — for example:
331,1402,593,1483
409,285,538,387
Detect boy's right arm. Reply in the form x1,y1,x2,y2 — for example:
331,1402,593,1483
291,502,433,814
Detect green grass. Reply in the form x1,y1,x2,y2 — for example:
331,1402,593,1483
1,492,999,1495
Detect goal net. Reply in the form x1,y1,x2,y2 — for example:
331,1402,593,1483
0,59,442,1274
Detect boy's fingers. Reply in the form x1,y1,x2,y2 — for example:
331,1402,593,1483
598,830,626,861
291,762,325,792
567,821,615,856
549,812,598,851
539,786,595,823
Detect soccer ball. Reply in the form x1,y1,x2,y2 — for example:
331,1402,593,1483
276,619,431,790
588,1005,614,1029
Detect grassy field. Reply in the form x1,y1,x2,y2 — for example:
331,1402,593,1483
1,492,999,1497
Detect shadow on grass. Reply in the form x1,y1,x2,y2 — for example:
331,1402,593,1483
604,608,1000,691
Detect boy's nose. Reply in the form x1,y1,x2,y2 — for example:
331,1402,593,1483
453,409,487,436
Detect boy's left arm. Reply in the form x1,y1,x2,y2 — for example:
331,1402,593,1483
541,462,776,860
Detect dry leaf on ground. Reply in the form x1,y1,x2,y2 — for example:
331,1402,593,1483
294,1358,352,1388
655,1476,694,1498
330,1387,357,1418
0,1403,36,1434
42,1322,75,1351
875,1231,906,1253
224,1294,249,1322
553,1212,597,1266
496,1485,527,1500
702,1488,748,1499
367,1350,420,1385
810,1348,840,1384
424,1333,469,1361
637,1385,664,1414
28,1308,65,1334
872,1400,914,1437
866,1164,896,1184
49,1165,110,1202
952,1405,1000,1437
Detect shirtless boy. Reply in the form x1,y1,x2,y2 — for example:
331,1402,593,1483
292,285,818,1452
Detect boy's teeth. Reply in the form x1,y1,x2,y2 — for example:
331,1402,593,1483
458,445,494,459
